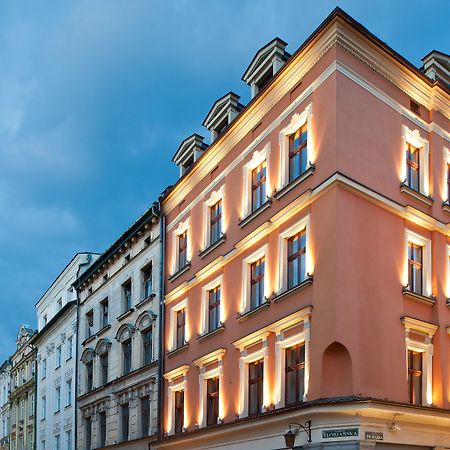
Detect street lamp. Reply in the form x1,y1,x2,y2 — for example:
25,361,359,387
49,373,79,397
283,421,312,448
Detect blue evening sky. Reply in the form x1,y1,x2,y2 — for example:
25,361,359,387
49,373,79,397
0,0,448,361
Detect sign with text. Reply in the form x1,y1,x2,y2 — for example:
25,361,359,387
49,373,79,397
365,431,384,441
322,428,359,439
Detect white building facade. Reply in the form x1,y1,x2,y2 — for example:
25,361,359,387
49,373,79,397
0,360,11,450
34,253,98,450
76,203,161,450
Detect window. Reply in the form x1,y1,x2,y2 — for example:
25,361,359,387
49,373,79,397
55,434,60,450
143,329,153,365
178,232,188,269
86,361,93,392
120,404,129,441
55,386,61,412
57,298,62,312
43,315,47,327
408,242,423,294
19,398,24,420
41,396,46,420
209,200,222,245
122,280,132,312
406,142,420,191
176,309,186,349
29,393,34,417
99,412,106,447
85,310,94,339
41,359,47,380
289,123,308,182
56,346,62,368
447,162,450,202
66,337,73,360
174,390,184,434
65,430,72,450
100,353,108,385
251,162,267,212
206,377,219,426
41,440,45,450
250,257,265,309
140,396,150,437
285,344,305,405
100,298,109,328
248,360,263,415
122,340,132,375
141,263,153,299
66,380,72,406
84,417,92,450
408,349,423,405
208,287,221,333
287,231,306,289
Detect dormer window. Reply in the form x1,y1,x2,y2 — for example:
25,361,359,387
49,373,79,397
242,37,290,98
172,134,208,177
202,92,244,142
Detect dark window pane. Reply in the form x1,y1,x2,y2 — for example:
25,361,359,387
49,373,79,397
248,360,263,415
206,377,219,426
208,288,221,332
174,390,184,433
285,344,305,405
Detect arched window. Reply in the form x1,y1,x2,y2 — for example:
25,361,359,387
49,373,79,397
95,340,111,386
116,325,135,376
135,312,156,367
80,349,95,392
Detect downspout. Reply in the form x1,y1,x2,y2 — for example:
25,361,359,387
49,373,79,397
156,202,166,441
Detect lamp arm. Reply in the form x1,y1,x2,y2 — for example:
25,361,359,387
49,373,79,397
288,420,312,443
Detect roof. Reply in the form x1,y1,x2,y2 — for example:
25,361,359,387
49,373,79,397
202,92,245,129
172,134,208,164
422,49,450,62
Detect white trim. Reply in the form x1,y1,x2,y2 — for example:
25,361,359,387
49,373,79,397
277,214,311,293
200,276,223,336
401,125,430,196
443,147,450,202
279,103,314,189
171,218,190,275
202,185,225,250
404,229,432,297
167,379,187,435
241,245,269,314
169,299,188,352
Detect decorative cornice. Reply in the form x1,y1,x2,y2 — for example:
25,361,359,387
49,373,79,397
401,316,439,337
163,364,190,382
193,349,226,368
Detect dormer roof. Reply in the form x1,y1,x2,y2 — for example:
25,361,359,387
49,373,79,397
421,50,450,87
242,37,290,89
172,134,208,164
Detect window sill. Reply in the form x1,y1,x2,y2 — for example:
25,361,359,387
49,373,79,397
117,308,134,322
402,288,436,306
442,201,450,214
96,324,111,337
82,335,96,346
272,276,313,302
199,235,226,259
400,183,434,206
237,300,270,322
168,263,191,282
238,200,272,228
135,293,156,309
197,324,225,342
166,343,189,358
274,165,315,200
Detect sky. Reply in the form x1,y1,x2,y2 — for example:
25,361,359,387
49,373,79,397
0,0,448,361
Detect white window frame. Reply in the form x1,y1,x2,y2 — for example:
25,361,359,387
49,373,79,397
194,349,226,428
404,229,432,297
241,245,269,314
171,218,190,274
202,185,225,250
164,365,189,436
402,125,430,195
277,214,311,293
169,298,188,352
278,103,313,189
274,318,310,408
242,143,271,218
55,386,61,412
200,276,223,336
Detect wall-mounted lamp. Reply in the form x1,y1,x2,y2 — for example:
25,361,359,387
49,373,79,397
283,421,312,448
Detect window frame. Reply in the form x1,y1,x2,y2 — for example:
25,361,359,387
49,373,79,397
171,219,190,275
122,280,132,312
200,276,224,336
169,299,188,352
202,185,225,250
141,262,154,300
164,365,189,436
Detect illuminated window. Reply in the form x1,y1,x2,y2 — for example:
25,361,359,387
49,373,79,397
178,232,188,269
248,360,263,415
250,258,265,309
406,143,420,191
408,349,422,405
241,246,268,314
210,200,222,245
251,162,267,212
287,231,306,289
174,390,184,434
122,340,132,375
447,163,450,202
404,230,431,297
285,344,305,406
164,365,189,435
169,299,188,352
208,287,221,333
289,124,308,182
408,242,423,294
206,377,219,426
176,309,186,349
172,219,190,275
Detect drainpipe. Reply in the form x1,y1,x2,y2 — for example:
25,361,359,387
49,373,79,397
157,202,166,441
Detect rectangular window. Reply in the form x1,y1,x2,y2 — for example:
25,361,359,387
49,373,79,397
100,298,109,328
210,200,222,244
206,377,219,426
250,258,265,309
66,337,73,360
41,359,47,380
289,123,308,182
408,242,423,294
143,329,153,365
408,349,423,405
248,360,263,415
178,232,188,269
85,417,92,450
287,231,306,289
123,280,132,312
176,309,186,349
142,263,153,299
285,344,305,405
56,346,62,368
41,396,46,420
66,380,72,406
65,430,72,450
55,386,61,412
121,404,129,441
55,434,60,450
100,353,108,385
208,287,221,333
174,390,184,434
86,361,93,392
99,412,106,447
122,341,132,375
57,298,62,312
251,162,266,212
86,310,94,339
41,440,45,450
406,143,420,191
140,396,150,437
